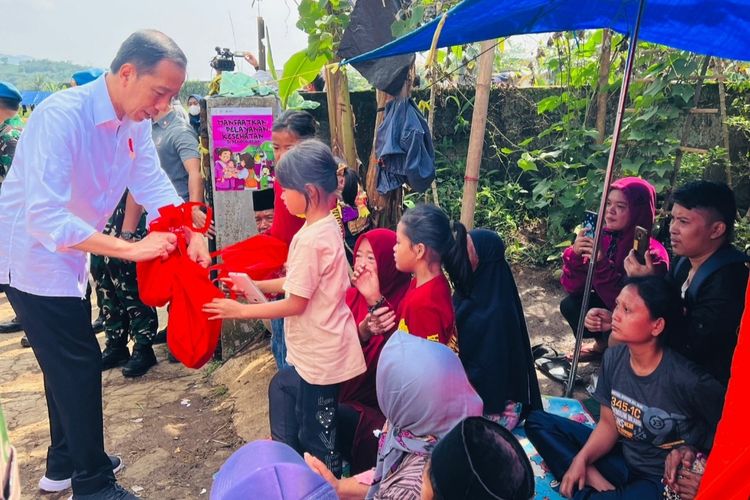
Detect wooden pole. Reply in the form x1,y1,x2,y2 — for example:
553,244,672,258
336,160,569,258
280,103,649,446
324,65,359,169
459,40,495,229
427,65,440,206
595,30,613,144
257,17,266,71
716,61,733,187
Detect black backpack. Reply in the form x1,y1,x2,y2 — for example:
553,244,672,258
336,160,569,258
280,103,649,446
673,246,750,302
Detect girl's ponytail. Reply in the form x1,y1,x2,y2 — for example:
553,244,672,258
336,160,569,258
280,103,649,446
445,220,472,297
400,204,473,296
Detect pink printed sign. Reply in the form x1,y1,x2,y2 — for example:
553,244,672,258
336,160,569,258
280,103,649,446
211,109,275,192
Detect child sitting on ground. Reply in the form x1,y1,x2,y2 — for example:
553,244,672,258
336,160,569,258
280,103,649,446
393,204,472,349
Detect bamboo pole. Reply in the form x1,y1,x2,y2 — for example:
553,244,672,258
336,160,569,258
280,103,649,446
459,40,495,229
595,30,613,144
716,61,733,187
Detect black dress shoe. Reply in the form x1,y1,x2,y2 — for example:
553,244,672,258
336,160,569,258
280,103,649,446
101,345,130,371
122,345,157,378
91,315,105,334
20,335,30,348
71,482,138,500
0,316,22,334
152,327,167,345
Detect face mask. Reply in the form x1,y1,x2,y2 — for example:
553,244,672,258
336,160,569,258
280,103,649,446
188,105,200,116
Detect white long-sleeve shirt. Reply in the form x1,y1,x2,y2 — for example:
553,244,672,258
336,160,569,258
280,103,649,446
0,75,183,298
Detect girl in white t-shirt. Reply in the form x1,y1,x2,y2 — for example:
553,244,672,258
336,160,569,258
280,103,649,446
204,139,365,478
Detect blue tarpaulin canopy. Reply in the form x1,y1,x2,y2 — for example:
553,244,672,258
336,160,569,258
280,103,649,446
344,0,750,64
20,90,52,106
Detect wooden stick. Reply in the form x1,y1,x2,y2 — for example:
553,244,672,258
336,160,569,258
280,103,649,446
459,40,495,229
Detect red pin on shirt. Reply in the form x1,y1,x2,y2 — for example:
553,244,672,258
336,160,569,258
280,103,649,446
128,137,135,160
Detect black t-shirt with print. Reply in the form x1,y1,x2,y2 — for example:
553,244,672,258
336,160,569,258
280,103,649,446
593,345,725,477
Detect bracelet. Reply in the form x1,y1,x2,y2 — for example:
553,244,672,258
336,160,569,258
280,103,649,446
368,296,386,314
120,231,139,241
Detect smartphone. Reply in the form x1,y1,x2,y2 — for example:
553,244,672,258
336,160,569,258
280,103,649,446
583,211,597,238
633,226,649,264
228,272,268,304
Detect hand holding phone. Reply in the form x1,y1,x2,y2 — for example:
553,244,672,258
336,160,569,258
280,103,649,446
633,226,649,264
583,211,597,238
228,272,267,304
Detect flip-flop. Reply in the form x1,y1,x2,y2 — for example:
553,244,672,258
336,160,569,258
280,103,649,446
531,344,559,360
535,356,584,385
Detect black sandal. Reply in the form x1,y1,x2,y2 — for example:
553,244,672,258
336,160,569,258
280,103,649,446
535,356,584,385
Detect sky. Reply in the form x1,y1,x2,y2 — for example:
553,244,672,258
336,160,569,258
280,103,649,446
0,0,309,81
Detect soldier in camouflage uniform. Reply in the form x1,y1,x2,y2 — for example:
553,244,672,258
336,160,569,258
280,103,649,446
0,82,25,340
98,192,159,377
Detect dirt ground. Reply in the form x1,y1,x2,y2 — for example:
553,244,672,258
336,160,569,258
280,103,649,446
0,264,597,499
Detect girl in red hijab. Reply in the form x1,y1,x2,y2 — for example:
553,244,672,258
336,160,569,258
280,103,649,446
338,229,411,474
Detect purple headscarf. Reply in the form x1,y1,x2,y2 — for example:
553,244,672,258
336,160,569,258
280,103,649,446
366,331,483,498
210,440,337,500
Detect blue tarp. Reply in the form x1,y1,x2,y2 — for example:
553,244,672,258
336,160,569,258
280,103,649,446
20,91,52,106
344,0,750,64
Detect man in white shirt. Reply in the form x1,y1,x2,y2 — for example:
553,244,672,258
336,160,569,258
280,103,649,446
0,30,209,500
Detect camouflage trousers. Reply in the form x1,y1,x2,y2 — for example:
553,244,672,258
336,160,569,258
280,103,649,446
90,194,157,348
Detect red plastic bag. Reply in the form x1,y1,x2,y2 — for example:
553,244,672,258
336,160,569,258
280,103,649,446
211,233,288,282
167,256,224,368
136,203,222,368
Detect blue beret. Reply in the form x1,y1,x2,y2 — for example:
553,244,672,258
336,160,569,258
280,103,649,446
0,81,22,103
72,68,105,86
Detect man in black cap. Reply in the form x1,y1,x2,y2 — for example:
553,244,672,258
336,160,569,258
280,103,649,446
253,187,275,235
422,417,535,500
0,81,24,336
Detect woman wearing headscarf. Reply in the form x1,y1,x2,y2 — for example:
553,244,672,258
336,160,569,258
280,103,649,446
187,94,202,135
560,177,669,360
454,229,542,428
306,332,484,499
339,229,412,474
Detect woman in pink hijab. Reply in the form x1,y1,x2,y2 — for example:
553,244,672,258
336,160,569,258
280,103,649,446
560,177,669,360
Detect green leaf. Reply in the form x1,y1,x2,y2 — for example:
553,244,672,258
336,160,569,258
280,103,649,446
500,147,514,154
517,153,538,172
537,95,562,114
279,50,328,109
286,91,321,110
671,84,695,104
265,26,278,81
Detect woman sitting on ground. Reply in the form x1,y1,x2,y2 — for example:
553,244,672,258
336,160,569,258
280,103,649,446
454,229,542,428
306,331,483,499
338,229,411,474
560,177,668,361
526,276,725,499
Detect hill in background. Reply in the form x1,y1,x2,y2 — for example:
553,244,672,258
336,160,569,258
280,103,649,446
0,53,89,90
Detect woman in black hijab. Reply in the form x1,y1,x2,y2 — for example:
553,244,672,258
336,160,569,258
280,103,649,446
454,229,542,426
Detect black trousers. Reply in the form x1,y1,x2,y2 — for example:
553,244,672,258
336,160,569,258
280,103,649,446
6,287,114,494
268,365,342,477
560,291,608,340
525,411,662,499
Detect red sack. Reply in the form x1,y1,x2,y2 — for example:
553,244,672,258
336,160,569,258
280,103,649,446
211,233,288,282
167,256,224,369
136,203,222,368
